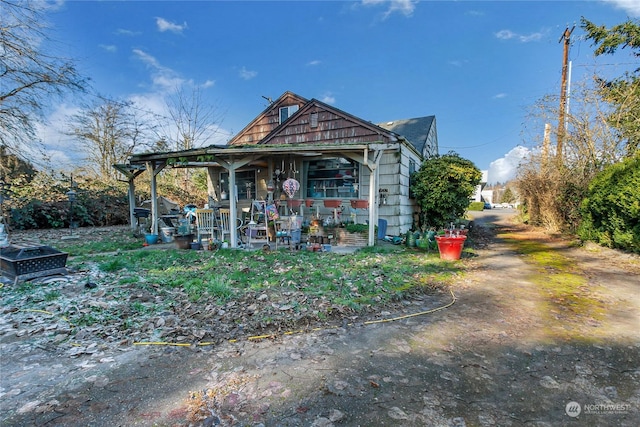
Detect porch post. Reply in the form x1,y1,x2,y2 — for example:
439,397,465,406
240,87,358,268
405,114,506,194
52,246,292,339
228,164,238,248
128,179,136,231
366,149,383,247
146,161,159,235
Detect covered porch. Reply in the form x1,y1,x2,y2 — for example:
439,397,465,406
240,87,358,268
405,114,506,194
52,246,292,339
117,142,397,248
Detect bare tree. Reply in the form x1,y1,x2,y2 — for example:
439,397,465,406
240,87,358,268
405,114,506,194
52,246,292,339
158,86,223,192
516,75,624,232
160,86,222,151
0,0,86,158
68,98,154,181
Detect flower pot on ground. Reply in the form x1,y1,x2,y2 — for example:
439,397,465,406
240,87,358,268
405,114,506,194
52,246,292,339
435,235,467,260
144,234,159,245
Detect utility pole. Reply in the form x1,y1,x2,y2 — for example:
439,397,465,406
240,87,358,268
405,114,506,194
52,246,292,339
557,25,575,164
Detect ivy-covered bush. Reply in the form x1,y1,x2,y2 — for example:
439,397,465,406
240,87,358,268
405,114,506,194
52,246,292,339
578,153,640,253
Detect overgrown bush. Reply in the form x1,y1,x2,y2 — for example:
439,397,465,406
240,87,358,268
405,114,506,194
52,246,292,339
578,153,640,253
6,172,130,230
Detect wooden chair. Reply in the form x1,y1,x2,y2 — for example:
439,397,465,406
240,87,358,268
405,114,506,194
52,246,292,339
217,208,231,243
195,209,215,242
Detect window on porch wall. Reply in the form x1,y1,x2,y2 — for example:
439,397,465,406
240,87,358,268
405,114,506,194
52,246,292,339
305,157,359,198
220,170,257,200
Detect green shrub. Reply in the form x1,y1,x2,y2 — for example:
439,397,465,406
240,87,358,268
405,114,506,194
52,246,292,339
410,153,482,229
578,153,640,253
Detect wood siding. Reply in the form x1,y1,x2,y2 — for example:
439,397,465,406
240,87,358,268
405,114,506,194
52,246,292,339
263,110,392,146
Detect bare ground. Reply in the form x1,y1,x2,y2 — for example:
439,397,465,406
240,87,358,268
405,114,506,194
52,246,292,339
1,210,639,426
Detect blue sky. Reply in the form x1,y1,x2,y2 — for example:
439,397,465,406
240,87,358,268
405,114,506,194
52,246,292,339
38,0,640,183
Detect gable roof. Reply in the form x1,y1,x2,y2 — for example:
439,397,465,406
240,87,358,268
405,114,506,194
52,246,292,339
378,116,438,157
228,91,309,146
227,91,436,158
258,97,399,146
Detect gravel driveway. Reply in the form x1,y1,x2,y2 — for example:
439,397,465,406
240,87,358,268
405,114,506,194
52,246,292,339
2,210,639,426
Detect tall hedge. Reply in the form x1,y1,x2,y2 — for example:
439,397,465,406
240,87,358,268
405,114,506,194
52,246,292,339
578,153,640,253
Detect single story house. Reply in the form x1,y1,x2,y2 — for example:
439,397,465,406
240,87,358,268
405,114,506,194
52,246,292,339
118,91,438,247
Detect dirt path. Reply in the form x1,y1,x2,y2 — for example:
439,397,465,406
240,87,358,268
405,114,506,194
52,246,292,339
2,211,639,426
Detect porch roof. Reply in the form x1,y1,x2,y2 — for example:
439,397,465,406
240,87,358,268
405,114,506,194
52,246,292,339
126,141,401,167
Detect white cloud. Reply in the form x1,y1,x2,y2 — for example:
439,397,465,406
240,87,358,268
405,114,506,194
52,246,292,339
132,49,184,93
602,0,640,17
492,93,507,99
307,60,322,66
495,29,516,40
99,44,117,53
361,0,417,19
321,93,336,104
115,28,141,36
487,146,530,184
495,29,544,42
239,66,258,80
448,59,468,67
155,17,187,34
201,80,215,88
35,104,84,170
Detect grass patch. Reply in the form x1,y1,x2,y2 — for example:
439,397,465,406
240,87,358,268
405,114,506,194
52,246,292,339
500,233,605,328
82,244,460,312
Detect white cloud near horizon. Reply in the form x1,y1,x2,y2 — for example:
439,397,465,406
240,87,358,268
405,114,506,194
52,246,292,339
487,146,530,184
35,103,84,170
602,0,640,16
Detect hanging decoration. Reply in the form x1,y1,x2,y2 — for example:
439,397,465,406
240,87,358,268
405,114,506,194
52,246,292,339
282,178,300,199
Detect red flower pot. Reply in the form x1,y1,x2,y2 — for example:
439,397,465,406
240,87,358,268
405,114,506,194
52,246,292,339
350,200,369,209
323,200,342,208
435,235,467,260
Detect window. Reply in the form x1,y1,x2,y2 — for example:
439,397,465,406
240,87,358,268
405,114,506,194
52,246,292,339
279,105,299,123
310,112,318,128
306,157,359,198
409,160,417,199
220,170,257,200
